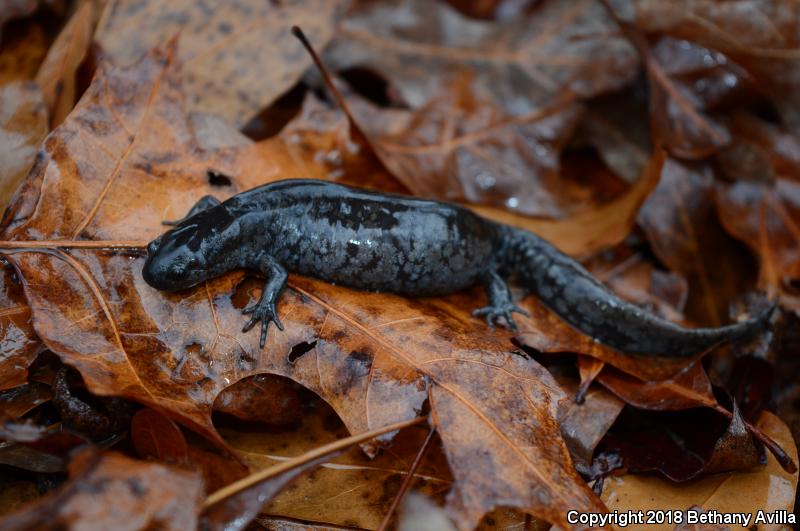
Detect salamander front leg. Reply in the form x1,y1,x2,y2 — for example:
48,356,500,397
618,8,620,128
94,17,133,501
242,254,288,348
163,195,222,226
473,270,529,331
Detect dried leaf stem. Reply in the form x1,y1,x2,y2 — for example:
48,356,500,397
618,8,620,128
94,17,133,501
0,240,146,250
377,424,436,531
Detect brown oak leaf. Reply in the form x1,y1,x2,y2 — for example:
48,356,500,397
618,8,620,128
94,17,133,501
0,41,605,529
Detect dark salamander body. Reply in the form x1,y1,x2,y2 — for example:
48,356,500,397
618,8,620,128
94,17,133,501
143,179,772,355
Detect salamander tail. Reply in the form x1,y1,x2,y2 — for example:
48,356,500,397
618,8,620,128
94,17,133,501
499,225,775,358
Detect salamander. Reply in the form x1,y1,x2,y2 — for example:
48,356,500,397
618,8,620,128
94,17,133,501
142,179,772,356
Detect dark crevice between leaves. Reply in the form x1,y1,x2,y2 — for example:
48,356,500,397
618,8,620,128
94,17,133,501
206,170,233,187
240,81,307,141
288,341,317,363
338,66,406,109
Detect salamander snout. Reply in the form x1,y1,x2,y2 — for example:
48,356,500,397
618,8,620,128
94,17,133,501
142,233,207,292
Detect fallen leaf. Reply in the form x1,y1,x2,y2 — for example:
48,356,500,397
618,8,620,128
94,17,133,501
595,361,718,411
35,0,94,128
202,416,426,531
714,114,800,308
0,0,41,36
616,0,800,136
602,411,798,531
557,377,624,469
646,61,730,159
203,451,336,531
586,247,688,323
353,75,585,217
327,0,637,113
0,42,606,529
596,402,765,483
0,267,42,391
0,80,48,211
131,407,190,464
637,156,755,325
0,19,48,84
0,448,204,530
95,0,349,127
575,91,651,183
267,91,408,194
0,475,38,518
472,147,663,257
0,381,50,419
213,374,302,427
132,407,249,493
222,397,451,529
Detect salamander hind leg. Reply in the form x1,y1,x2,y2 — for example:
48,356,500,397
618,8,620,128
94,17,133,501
242,254,288,348
472,270,530,331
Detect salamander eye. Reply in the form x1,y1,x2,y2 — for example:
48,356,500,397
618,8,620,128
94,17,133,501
146,237,162,256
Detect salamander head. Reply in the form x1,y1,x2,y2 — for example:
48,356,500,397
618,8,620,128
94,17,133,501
143,208,241,291
143,224,210,291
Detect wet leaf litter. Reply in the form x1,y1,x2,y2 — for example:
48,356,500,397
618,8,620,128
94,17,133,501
0,1,798,530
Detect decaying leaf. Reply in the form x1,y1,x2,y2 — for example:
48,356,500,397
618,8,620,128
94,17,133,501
602,411,798,531
557,378,624,469
0,267,42,391
0,80,48,210
95,0,349,127
0,20,49,85
595,403,763,483
0,0,42,36
327,0,637,113
473,148,663,258
0,449,205,530
224,398,450,529
35,0,94,128
594,361,718,411
0,41,605,529
353,76,585,217
637,156,754,325
614,0,800,136
714,114,800,309
213,374,302,427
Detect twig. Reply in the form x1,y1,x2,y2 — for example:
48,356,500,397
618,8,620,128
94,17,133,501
376,424,436,531
0,240,146,250
203,416,428,509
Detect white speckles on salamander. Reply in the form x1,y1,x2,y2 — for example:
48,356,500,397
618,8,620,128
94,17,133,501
142,179,774,355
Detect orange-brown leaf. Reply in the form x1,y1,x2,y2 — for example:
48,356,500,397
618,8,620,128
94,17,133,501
35,0,94,128
0,80,47,211
0,449,204,530
95,0,348,127
0,43,605,529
